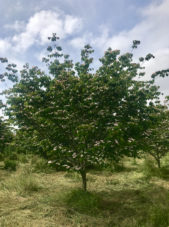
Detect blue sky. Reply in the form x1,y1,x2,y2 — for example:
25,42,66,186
0,0,169,99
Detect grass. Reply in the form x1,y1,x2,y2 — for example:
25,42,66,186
64,189,101,215
0,166,42,195
1,156,169,226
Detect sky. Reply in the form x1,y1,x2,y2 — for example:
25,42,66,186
0,0,169,100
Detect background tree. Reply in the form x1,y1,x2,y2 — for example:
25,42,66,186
0,118,13,157
143,104,169,168
0,57,18,157
5,35,168,190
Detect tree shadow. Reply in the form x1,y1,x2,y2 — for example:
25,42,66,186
66,183,169,226
158,167,169,180
97,184,169,225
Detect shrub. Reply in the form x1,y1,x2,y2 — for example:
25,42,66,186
142,157,169,181
162,153,169,168
64,172,81,181
4,159,17,171
142,158,158,179
0,152,4,161
113,161,125,172
31,156,52,173
86,163,104,171
8,152,18,160
17,154,29,163
104,160,125,173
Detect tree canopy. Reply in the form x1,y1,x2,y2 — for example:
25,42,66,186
143,104,169,168
0,57,18,155
2,34,169,190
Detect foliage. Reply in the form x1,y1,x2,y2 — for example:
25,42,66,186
17,153,29,163
111,160,126,172
31,155,53,173
0,58,18,83
6,129,45,156
0,152,4,161
64,171,81,181
141,156,169,181
4,159,17,171
3,34,169,190
142,157,158,179
143,105,169,168
0,118,13,155
0,57,17,157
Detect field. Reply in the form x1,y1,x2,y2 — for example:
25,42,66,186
1,156,169,227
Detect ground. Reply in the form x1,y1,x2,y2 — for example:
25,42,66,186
0,156,169,227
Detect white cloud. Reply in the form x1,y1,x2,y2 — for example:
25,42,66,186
70,26,109,50
85,0,169,97
64,15,81,34
0,39,11,55
78,0,166,55
91,27,109,48
0,9,82,78
4,21,25,32
12,10,82,51
72,0,169,98
144,48,169,98
70,37,87,49
0,0,168,98
144,49,169,77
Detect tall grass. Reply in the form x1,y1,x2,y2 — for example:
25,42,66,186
0,166,42,195
31,155,53,173
1,156,169,226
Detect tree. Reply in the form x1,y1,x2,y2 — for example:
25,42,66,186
5,34,169,190
143,105,169,168
0,118,13,156
0,57,18,156
6,128,45,157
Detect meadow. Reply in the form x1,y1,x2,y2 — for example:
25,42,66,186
1,155,169,227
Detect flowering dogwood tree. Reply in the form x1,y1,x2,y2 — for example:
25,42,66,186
5,34,169,190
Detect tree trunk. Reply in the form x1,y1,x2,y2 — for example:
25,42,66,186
80,170,87,191
156,158,161,168
133,157,136,165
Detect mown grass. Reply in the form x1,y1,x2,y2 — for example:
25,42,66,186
1,156,169,226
